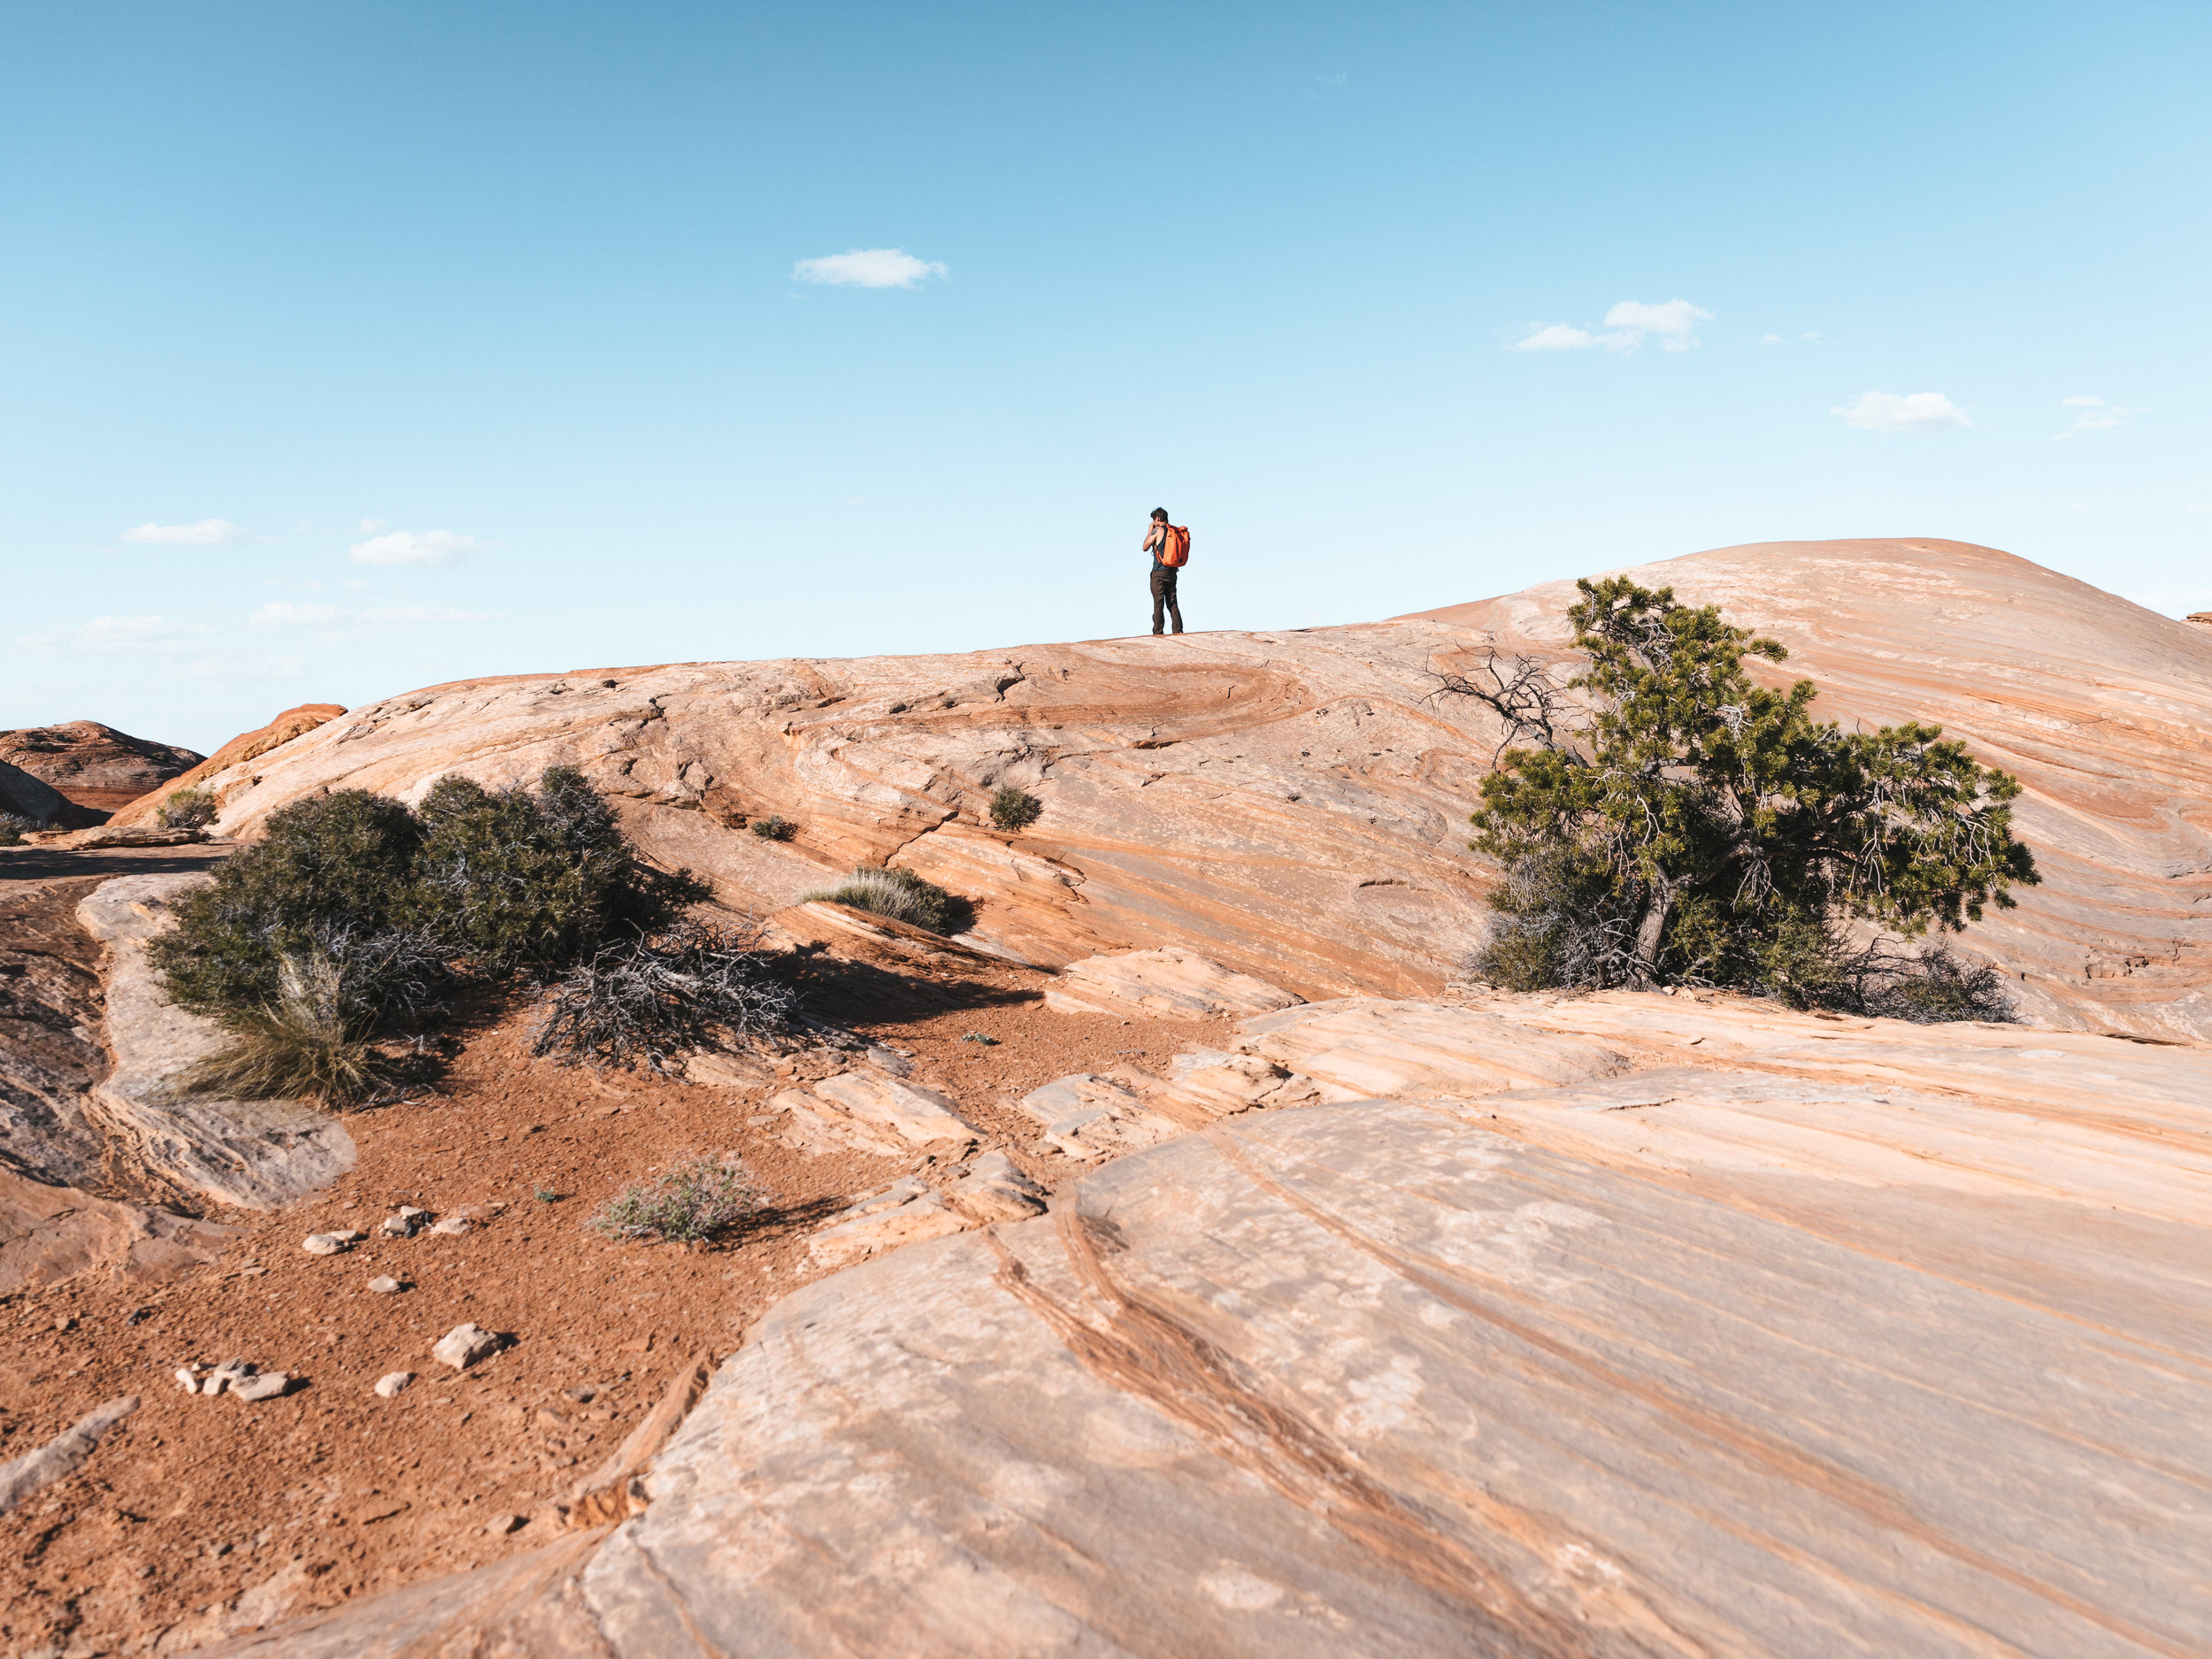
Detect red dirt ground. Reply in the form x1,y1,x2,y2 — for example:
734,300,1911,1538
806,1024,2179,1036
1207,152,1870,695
0,856,1231,1655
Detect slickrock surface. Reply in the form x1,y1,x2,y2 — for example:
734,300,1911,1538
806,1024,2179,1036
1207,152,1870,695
0,722,204,818
108,703,344,828
0,860,234,1291
135,541,2212,1038
74,876,356,1209
218,992,2212,1657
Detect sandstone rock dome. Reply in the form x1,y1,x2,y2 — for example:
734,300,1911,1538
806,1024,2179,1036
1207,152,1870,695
165,538,2212,1040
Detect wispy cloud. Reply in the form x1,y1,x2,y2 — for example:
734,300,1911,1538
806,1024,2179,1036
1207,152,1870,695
2186,503,2212,516
1509,297,1713,353
1832,390,1972,433
792,248,949,288
121,518,250,545
349,528,489,567
250,601,500,641
14,614,217,657
2055,395,2145,439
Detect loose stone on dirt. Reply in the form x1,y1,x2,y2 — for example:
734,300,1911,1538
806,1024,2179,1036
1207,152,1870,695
303,1229,366,1256
375,1371,415,1399
433,1323,503,1370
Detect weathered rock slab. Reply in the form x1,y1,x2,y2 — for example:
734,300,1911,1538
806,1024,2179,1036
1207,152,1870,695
1045,947,1302,1019
75,875,356,1209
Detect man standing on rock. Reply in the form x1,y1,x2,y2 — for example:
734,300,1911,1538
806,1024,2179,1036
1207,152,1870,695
1142,508,1189,635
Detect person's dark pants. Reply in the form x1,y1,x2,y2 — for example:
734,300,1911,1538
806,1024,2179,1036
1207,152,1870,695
1150,565,1184,634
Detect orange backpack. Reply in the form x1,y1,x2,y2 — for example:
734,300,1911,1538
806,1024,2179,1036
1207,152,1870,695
1160,525,1191,568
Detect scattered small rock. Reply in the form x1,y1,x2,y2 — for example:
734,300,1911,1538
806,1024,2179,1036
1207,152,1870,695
486,1513,526,1536
303,1231,365,1256
230,1371,294,1402
562,1386,596,1403
433,1323,503,1370
379,1209,430,1239
173,1367,200,1394
428,1216,471,1237
367,1276,405,1294
373,1371,414,1399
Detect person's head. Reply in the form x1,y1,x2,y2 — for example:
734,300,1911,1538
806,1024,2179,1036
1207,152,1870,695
1150,508,1169,523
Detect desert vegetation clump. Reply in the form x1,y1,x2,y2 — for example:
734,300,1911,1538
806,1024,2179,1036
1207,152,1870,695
803,865,969,934
0,810,33,847
748,814,796,841
157,787,218,831
589,1154,757,1245
530,920,797,1071
174,949,403,1108
150,767,752,1102
1444,577,2038,1019
987,786,1042,832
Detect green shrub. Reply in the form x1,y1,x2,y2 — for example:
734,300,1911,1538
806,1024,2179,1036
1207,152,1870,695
749,815,796,841
157,788,218,831
174,950,402,1108
987,787,1042,832
803,865,967,933
589,1154,757,1244
1447,576,2036,1020
0,811,32,847
150,789,426,1018
151,767,706,1046
406,767,697,977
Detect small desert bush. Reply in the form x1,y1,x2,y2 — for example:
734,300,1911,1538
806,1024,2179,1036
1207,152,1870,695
152,768,706,1031
0,811,34,847
803,865,967,934
157,788,218,831
409,765,703,976
987,786,1041,832
749,815,796,841
531,920,798,1071
175,950,403,1108
589,1154,757,1244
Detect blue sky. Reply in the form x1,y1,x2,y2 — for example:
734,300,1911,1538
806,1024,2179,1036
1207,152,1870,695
5,2,2208,754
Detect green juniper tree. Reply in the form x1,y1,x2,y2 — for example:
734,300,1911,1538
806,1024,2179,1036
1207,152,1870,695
1444,577,2039,1018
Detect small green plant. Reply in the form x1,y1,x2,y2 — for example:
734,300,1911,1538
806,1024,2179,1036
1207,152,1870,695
749,815,796,841
803,866,968,934
962,1032,999,1045
175,950,402,1108
157,787,218,831
987,786,1042,832
534,1187,563,1203
588,1154,756,1244
0,811,34,847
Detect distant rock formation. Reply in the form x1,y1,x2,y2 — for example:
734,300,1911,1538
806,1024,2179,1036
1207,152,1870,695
108,703,345,828
146,541,2212,1041
0,721,204,824
2189,611,2212,627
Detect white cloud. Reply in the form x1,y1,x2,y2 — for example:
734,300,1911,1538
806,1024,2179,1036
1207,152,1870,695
121,518,247,545
1509,297,1711,354
349,528,488,566
2187,502,2212,516
791,248,948,288
2055,395,2145,438
13,614,216,657
250,602,341,626
1602,298,1713,349
1760,333,1784,345
1832,390,1972,432
358,517,388,533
